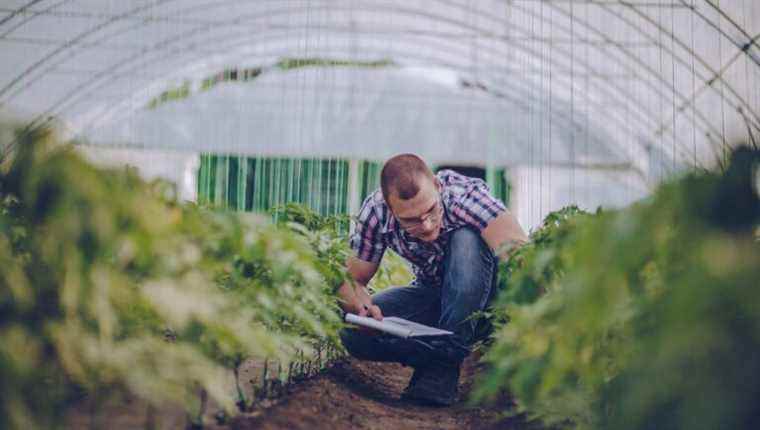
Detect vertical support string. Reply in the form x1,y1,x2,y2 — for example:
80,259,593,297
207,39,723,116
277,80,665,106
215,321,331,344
570,0,575,206
671,3,678,173
717,0,728,167
691,0,698,168
547,2,554,222
658,3,665,182
584,2,590,207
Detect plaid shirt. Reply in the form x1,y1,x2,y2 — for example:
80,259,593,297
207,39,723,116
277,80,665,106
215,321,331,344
349,170,506,286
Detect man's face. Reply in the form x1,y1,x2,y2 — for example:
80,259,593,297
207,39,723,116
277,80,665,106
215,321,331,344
387,176,443,242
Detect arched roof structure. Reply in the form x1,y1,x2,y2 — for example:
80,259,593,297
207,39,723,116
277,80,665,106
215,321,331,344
1,1,758,198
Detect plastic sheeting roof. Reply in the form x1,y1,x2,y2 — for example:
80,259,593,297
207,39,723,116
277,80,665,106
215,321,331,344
84,67,623,166
1,0,759,185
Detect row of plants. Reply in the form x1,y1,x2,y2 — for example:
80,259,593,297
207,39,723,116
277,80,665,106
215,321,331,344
0,127,363,429
476,147,760,430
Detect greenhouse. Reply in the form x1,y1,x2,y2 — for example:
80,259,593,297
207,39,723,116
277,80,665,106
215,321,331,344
0,1,758,429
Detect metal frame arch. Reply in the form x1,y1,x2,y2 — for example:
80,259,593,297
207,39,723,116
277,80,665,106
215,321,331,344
26,2,695,166
2,0,724,148
54,31,656,171
503,0,747,162
1,2,756,170
0,0,182,101
596,1,760,132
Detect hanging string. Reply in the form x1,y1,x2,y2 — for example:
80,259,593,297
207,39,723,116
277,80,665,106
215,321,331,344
533,0,540,227
671,3,677,173
691,0,698,168
717,0,728,167
467,0,476,174
741,0,754,149
584,3,590,208
570,0,575,206
624,8,633,205
755,0,760,146
657,3,665,182
536,0,544,228
286,3,298,218
547,2,554,221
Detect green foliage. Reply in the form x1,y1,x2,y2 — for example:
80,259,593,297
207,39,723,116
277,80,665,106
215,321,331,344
146,57,393,110
271,203,351,293
146,81,191,109
271,202,413,293
0,127,345,429
366,250,414,293
276,57,395,70
493,205,590,307
476,147,760,430
200,67,262,92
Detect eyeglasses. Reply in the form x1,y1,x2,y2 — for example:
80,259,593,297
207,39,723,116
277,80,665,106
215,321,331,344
397,198,443,233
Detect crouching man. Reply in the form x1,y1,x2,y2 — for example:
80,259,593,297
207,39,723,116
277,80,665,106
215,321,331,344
338,154,528,406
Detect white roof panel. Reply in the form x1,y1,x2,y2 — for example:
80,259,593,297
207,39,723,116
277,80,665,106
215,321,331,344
0,0,756,186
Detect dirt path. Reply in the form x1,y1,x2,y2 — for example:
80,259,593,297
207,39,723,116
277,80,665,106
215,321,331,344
66,354,539,429
232,356,533,430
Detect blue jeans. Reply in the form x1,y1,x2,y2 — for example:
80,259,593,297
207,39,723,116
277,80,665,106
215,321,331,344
340,227,498,367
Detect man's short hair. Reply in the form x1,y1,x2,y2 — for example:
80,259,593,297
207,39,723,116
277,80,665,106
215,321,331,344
380,153,435,202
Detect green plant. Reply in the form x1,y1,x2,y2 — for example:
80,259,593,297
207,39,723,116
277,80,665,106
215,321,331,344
0,127,346,429
271,203,413,293
476,147,760,430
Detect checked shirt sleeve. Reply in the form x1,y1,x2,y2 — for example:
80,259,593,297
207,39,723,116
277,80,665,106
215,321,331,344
349,197,386,264
449,176,507,232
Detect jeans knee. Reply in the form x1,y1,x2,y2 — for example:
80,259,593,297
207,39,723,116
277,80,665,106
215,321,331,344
340,328,374,359
446,228,495,285
340,328,359,351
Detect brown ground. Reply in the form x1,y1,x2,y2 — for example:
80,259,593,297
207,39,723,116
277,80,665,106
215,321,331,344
232,356,533,430
67,355,539,430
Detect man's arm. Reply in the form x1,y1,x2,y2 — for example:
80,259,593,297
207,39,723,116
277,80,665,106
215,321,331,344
337,256,383,320
481,210,529,260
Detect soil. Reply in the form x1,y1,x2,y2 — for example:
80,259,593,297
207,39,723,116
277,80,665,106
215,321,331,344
66,355,540,430
231,355,534,430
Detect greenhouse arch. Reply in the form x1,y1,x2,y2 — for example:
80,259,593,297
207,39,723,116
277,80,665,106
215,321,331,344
1,1,758,224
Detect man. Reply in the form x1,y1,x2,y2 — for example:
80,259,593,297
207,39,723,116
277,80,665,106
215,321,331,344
338,153,528,406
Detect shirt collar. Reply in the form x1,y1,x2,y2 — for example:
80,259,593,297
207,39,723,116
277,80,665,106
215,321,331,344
382,207,397,233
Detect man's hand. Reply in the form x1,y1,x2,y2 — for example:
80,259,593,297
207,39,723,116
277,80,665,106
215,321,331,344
337,281,383,336
338,257,383,322
355,300,383,335
358,302,384,321
337,281,383,321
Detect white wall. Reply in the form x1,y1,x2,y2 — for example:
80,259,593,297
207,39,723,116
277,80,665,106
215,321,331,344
77,146,200,203
508,166,649,232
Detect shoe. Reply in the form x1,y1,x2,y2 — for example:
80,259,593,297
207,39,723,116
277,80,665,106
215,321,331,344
401,362,460,406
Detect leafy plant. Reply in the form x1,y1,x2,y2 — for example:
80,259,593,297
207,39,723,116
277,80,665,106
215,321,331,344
476,147,760,430
0,126,346,429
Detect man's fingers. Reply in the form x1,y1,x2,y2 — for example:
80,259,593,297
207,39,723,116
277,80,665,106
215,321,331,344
369,305,383,321
358,305,368,317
